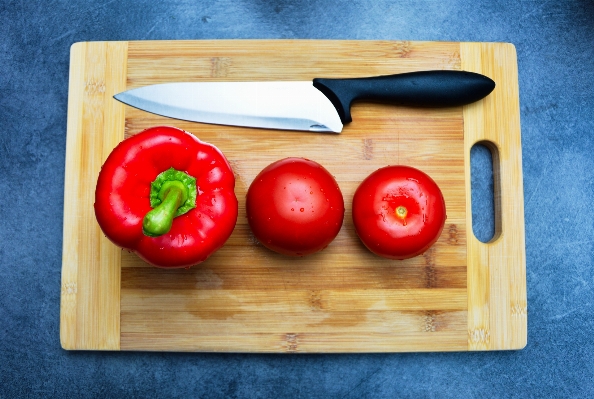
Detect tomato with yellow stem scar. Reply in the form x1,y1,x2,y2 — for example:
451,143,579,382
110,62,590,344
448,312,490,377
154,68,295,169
352,165,446,260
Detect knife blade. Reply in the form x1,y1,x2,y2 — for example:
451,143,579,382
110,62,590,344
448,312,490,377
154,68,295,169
114,70,495,133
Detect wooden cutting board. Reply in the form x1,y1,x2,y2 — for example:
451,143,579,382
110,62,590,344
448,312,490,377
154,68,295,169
60,40,526,352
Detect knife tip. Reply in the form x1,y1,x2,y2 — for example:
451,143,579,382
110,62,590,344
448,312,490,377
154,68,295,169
113,91,132,106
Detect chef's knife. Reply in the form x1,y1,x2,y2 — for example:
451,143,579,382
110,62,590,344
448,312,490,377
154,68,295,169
114,70,495,133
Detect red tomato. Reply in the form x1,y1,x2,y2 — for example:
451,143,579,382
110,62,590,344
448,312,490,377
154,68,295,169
352,165,446,260
246,157,345,256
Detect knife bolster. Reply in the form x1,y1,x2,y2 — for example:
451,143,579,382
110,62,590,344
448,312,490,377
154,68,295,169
313,78,353,124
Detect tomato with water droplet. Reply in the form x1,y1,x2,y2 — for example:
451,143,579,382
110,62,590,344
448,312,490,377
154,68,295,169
352,165,446,260
246,157,344,257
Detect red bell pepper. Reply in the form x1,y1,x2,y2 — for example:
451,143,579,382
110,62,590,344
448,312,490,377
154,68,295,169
94,126,238,268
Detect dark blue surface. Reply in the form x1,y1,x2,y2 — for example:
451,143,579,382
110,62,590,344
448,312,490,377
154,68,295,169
1,1,593,397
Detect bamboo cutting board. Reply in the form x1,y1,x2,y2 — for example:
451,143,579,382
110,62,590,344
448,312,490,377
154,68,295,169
61,40,526,352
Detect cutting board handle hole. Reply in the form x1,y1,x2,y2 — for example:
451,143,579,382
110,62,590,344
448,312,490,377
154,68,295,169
470,141,502,243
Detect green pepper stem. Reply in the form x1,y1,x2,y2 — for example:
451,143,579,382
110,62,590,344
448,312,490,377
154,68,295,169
143,168,197,237
143,185,185,237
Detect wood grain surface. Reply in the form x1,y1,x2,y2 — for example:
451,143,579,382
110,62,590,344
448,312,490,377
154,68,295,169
60,40,526,352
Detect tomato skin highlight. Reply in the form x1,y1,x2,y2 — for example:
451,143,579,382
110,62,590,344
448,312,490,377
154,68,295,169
352,165,446,260
246,158,345,256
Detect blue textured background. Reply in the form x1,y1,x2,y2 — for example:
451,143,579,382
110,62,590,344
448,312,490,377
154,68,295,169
1,1,593,397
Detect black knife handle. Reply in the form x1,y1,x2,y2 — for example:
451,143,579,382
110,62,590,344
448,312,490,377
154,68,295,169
313,70,495,124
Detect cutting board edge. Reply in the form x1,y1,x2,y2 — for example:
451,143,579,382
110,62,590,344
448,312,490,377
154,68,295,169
461,42,527,351
60,41,128,351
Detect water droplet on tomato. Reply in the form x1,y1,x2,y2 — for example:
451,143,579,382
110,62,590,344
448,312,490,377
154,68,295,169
300,208,304,212
291,208,294,211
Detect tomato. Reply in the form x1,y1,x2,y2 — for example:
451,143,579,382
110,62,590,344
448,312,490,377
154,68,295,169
352,165,446,260
246,157,345,256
